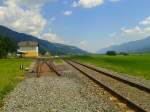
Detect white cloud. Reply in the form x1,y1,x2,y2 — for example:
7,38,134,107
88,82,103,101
109,0,120,2
79,40,88,49
72,1,79,7
109,32,117,37
72,0,104,8
42,33,64,43
121,26,143,35
120,16,150,36
106,16,150,49
139,16,150,26
0,9,5,18
5,0,52,9
0,0,49,36
143,27,150,33
63,10,72,16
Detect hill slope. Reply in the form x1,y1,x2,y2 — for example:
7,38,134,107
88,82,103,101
97,36,150,54
0,25,88,55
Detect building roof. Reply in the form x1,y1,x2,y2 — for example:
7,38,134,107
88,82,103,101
18,41,38,47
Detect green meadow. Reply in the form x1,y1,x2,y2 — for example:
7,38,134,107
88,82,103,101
0,59,32,107
69,54,150,80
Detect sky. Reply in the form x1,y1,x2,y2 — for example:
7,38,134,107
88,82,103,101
0,0,150,52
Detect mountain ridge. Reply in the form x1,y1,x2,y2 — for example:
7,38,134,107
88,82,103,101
97,36,150,54
0,25,88,55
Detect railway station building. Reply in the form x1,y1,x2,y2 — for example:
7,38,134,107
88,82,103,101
17,41,39,58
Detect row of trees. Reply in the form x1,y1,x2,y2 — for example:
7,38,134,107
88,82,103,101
0,36,17,58
106,51,129,56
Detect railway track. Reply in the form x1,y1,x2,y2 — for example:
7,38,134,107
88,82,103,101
36,59,61,77
36,60,45,78
64,59,150,112
45,60,61,76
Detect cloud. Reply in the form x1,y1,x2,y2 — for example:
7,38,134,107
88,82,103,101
0,0,65,44
119,16,150,36
79,40,88,49
72,1,79,7
143,27,150,33
109,32,117,37
0,9,4,17
5,0,52,9
107,16,150,49
0,0,49,36
121,26,143,35
72,0,104,8
63,10,72,16
42,33,64,43
139,16,150,26
109,0,120,2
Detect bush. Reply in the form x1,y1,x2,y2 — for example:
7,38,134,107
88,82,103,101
120,52,129,56
0,36,17,58
106,51,117,56
0,49,7,58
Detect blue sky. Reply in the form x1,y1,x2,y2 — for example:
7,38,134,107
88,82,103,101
0,0,150,52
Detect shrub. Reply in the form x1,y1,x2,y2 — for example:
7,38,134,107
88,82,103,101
120,52,129,56
0,36,17,58
106,51,117,56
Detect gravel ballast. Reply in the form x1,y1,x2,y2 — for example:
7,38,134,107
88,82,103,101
68,61,150,111
4,63,119,112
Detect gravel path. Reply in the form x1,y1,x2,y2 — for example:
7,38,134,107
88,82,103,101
4,63,119,112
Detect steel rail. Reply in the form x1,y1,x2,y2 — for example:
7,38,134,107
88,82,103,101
45,59,61,76
36,58,61,77
68,59,150,94
36,60,45,78
64,59,148,112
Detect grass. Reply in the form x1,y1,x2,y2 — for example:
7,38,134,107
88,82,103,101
68,54,150,80
54,58,63,65
0,59,32,107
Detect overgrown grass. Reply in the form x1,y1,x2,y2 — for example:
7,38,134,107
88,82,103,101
68,54,150,80
54,58,63,65
0,59,32,107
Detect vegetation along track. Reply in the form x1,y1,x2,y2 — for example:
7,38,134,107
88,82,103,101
36,59,61,77
64,59,150,112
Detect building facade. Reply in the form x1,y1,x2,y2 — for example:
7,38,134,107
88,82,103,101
17,41,39,57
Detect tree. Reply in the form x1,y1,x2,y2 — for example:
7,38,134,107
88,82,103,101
0,49,7,58
0,36,17,58
106,51,117,56
120,52,129,56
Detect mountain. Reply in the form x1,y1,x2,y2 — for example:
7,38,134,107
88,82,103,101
0,25,88,55
97,36,150,54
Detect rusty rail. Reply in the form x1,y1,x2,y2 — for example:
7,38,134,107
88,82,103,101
36,60,44,78
36,58,61,77
45,60,61,76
